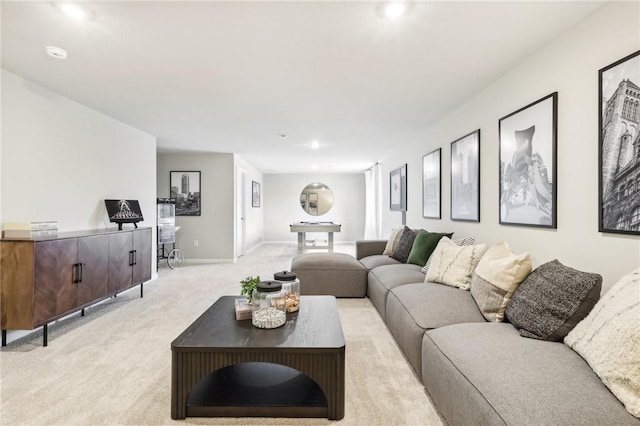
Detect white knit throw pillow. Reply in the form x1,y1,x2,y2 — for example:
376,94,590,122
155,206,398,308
564,269,640,418
425,237,487,290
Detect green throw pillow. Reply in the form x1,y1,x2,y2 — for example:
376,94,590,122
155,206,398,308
407,231,454,266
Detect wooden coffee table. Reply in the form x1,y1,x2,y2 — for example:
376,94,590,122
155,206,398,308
171,295,345,420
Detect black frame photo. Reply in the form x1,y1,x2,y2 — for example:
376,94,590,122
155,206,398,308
390,164,407,211
252,181,261,208
170,171,201,216
499,92,557,228
598,50,640,235
422,148,441,219
451,130,480,222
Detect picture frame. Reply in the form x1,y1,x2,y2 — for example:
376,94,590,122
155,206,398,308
252,181,261,208
598,50,640,235
451,130,480,222
499,92,557,228
422,148,441,219
390,164,407,211
170,171,201,216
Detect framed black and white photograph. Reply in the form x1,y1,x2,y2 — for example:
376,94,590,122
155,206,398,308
390,164,407,211
599,50,640,235
499,92,557,228
252,181,261,208
451,130,480,222
422,148,441,219
170,171,201,216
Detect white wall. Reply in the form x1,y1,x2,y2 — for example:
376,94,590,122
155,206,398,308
264,173,365,242
380,1,640,291
1,69,157,243
235,155,264,254
156,152,235,261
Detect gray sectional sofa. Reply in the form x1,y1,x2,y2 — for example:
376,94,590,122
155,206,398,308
352,240,638,425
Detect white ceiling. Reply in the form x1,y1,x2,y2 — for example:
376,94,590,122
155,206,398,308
1,1,604,173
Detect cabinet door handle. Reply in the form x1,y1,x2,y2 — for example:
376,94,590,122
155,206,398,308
129,250,135,266
133,250,137,265
73,263,80,283
78,263,83,283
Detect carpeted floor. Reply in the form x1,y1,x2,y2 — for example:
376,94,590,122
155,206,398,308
0,243,444,425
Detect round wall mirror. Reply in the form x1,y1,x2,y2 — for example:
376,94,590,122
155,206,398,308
300,183,334,216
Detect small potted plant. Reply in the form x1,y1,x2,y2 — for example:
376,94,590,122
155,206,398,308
240,275,261,302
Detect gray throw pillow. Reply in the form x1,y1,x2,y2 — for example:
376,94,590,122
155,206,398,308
505,259,602,341
390,226,417,263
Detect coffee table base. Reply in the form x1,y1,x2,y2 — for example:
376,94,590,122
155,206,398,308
172,350,345,420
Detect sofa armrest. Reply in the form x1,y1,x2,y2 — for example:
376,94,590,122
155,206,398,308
355,240,388,260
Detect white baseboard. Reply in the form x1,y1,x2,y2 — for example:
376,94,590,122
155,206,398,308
185,258,234,264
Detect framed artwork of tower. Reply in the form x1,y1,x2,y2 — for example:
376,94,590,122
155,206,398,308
498,92,557,228
599,50,640,235
170,171,201,216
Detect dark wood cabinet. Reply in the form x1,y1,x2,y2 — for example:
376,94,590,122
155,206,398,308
1,227,151,346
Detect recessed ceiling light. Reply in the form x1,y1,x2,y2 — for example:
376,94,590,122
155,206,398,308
310,140,320,150
45,46,68,59
58,3,87,20
58,3,88,20
385,2,406,19
279,134,287,139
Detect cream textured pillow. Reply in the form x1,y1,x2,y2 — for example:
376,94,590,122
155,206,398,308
382,228,402,255
422,236,475,274
564,269,640,418
425,237,488,290
470,241,532,322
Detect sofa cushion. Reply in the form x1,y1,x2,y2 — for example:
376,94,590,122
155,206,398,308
506,259,602,341
406,230,453,267
470,241,532,322
390,226,417,263
367,264,425,320
359,254,400,271
422,322,639,426
386,282,485,376
425,237,487,290
382,228,402,255
565,268,640,418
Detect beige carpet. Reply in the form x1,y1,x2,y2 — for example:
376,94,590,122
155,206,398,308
0,243,444,426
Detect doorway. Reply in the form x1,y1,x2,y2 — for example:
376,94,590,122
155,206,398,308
236,167,247,258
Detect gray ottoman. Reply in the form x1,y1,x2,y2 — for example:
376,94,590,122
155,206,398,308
291,253,367,298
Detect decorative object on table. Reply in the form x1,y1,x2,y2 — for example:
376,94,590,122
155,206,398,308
234,298,253,320
104,199,144,230
451,130,480,222
499,92,557,228
240,275,261,302
251,281,287,329
422,148,441,219
170,171,201,216
2,221,58,238
598,50,640,235
390,164,407,211
274,270,300,313
252,180,261,208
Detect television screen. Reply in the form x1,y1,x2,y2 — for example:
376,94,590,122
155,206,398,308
105,199,144,225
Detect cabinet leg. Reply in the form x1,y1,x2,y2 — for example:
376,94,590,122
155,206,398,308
140,283,144,298
81,308,85,317
43,324,48,347
2,330,6,347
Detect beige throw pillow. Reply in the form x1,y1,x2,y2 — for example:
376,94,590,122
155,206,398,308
564,269,640,418
382,228,403,255
470,241,532,322
425,237,488,290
